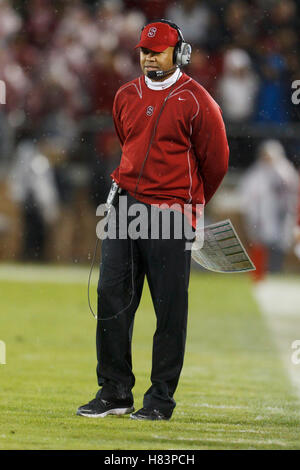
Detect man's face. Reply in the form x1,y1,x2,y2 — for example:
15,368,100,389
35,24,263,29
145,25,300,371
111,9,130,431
140,46,175,81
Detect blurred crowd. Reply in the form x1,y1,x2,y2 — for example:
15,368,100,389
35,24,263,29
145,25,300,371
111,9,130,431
239,139,299,281
0,0,299,272
0,0,300,127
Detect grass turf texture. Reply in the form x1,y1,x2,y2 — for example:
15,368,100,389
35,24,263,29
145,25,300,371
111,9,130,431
0,266,299,450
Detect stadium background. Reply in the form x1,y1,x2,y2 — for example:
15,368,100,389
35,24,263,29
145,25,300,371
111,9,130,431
0,0,299,273
1,0,300,450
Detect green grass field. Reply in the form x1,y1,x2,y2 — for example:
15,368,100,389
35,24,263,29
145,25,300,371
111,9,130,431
0,264,300,450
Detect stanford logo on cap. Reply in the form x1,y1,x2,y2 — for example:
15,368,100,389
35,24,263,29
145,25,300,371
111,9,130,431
147,26,157,38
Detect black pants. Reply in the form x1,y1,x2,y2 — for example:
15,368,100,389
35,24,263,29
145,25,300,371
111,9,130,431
96,193,192,416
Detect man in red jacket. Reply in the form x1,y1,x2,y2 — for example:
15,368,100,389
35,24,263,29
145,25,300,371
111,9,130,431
77,20,229,420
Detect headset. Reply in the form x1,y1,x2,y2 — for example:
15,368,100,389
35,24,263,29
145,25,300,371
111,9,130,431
141,19,192,70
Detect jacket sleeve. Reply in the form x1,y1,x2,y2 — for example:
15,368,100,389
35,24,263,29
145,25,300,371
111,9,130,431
191,90,229,205
112,91,125,147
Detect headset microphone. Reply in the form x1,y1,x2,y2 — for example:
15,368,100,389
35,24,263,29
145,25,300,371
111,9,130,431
147,66,178,79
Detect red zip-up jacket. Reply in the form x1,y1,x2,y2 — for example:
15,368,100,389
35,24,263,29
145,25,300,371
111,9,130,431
111,72,229,222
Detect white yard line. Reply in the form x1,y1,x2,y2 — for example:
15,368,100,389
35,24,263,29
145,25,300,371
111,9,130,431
0,263,97,284
253,277,300,398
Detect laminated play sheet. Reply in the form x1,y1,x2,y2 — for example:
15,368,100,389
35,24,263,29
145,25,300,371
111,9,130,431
192,219,256,273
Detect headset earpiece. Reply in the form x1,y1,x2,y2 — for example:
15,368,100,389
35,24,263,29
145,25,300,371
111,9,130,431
175,41,192,67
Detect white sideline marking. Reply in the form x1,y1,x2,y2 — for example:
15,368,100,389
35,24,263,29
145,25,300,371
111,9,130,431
253,278,300,398
0,263,97,284
190,403,248,410
152,434,288,447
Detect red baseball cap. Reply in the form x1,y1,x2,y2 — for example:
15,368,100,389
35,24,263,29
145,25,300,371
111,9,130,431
135,22,178,52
